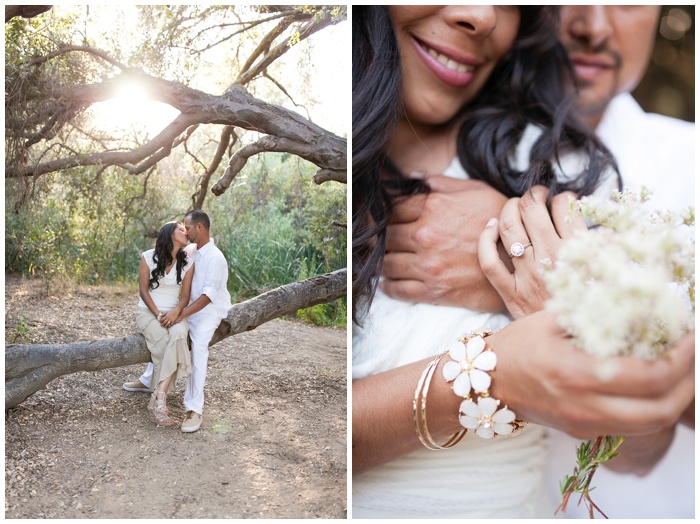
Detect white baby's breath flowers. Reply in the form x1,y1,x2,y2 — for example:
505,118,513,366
552,188,695,517
544,188,694,367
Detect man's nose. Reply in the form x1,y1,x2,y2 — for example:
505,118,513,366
564,5,613,49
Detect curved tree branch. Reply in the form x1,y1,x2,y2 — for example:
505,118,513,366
313,168,347,185
194,126,235,209
5,5,52,23
232,9,343,87
5,268,346,409
7,73,346,188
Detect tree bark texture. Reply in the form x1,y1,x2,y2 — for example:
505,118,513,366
5,268,346,409
6,75,347,187
5,5,52,22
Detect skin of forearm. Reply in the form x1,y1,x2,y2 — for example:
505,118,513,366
352,355,463,475
603,426,676,476
680,398,694,428
178,294,212,321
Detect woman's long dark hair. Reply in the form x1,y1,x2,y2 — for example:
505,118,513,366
149,221,187,290
352,6,620,323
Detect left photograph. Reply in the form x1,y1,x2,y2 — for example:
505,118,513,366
5,5,347,519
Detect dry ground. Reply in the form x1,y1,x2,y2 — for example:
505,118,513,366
5,274,347,519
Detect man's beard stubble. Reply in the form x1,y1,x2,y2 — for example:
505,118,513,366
565,42,623,121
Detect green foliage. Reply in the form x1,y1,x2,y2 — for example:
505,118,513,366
558,435,625,519
5,6,347,328
6,151,346,327
9,316,33,343
297,297,346,327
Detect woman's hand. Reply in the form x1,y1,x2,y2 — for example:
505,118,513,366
478,186,586,318
488,313,695,439
159,308,181,328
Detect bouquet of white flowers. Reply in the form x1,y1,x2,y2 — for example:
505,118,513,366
543,188,695,518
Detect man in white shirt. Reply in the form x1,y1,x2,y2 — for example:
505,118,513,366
546,6,694,519
124,210,231,433
380,5,694,518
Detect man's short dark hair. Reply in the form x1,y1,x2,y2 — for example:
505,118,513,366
186,209,211,230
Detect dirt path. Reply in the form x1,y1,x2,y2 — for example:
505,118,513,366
5,275,347,519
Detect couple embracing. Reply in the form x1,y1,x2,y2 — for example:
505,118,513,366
123,209,231,433
352,5,693,519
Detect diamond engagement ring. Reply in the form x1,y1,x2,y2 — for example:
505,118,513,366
509,242,532,258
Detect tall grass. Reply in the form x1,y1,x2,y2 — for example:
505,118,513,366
5,154,347,328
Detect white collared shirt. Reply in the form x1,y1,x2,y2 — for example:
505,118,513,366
185,240,231,322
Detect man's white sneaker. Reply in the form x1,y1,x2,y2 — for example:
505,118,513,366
122,379,153,393
181,410,202,433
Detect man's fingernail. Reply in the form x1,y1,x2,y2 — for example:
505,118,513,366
486,218,498,227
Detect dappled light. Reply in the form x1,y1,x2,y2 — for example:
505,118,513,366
5,5,347,518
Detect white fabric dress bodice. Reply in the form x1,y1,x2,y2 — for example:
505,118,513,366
352,156,562,518
137,248,193,312
353,289,554,518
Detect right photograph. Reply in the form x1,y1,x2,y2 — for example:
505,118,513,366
351,5,694,520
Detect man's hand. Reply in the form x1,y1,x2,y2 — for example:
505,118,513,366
381,175,509,311
159,308,181,327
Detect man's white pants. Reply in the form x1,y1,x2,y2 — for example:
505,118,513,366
139,311,220,415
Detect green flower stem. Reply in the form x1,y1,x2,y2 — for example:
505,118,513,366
558,435,625,519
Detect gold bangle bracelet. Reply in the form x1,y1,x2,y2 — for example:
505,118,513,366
413,352,467,450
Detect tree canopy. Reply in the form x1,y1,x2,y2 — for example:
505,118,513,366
5,5,347,194
5,5,348,408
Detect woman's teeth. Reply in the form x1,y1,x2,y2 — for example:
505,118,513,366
426,47,474,74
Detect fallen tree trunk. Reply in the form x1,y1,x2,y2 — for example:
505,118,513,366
5,268,346,409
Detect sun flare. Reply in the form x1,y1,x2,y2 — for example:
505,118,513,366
90,79,179,138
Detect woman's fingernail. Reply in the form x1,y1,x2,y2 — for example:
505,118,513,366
407,170,426,180
486,218,498,227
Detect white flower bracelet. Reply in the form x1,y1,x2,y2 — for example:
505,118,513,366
442,329,526,439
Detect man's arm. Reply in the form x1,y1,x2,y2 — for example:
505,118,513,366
176,254,228,322
177,293,211,322
381,175,510,311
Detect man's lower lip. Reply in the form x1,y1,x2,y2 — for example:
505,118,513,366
573,63,611,83
412,39,476,88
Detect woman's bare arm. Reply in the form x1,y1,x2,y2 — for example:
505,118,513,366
353,313,695,475
138,256,161,318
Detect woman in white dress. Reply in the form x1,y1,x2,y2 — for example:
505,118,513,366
136,221,194,426
351,6,695,518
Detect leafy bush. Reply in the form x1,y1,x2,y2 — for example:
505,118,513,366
6,152,346,327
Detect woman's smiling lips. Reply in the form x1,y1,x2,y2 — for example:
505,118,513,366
412,37,481,87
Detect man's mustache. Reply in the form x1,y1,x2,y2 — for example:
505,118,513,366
565,42,623,70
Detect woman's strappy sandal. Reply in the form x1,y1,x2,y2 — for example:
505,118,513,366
148,391,176,426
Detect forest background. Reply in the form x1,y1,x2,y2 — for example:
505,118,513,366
5,5,348,327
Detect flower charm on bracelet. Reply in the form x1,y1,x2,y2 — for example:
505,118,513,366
459,397,516,439
442,333,497,397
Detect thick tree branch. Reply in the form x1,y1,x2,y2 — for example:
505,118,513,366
5,269,347,409
7,74,346,187
5,5,52,23
7,111,197,179
313,168,347,185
